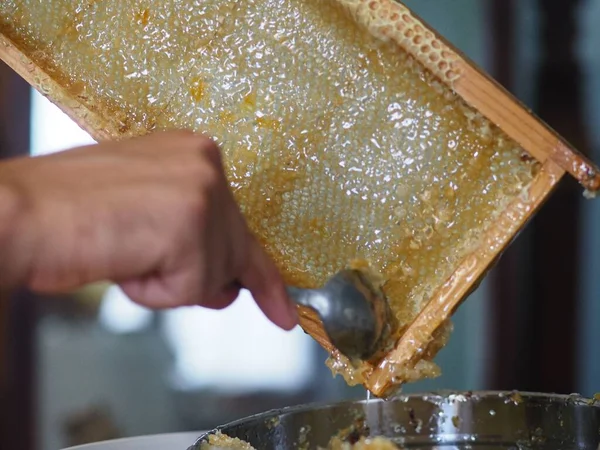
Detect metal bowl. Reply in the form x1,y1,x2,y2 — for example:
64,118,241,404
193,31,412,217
191,391,600,449
61,432,203,450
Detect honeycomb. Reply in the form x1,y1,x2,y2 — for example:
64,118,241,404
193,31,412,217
200,432,257,450
1,0,541,387
200,431,401,450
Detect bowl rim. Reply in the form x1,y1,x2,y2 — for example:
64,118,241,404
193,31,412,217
62,431,206,450
193,389,600,446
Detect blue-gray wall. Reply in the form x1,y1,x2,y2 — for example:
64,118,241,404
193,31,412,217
578,0,600,397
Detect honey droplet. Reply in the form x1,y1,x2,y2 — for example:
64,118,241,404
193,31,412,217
135,9,150,26
189,78,208,103
219,111,236,126
256,116,282,132
241,91,257,113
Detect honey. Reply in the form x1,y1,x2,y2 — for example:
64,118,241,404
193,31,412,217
190,77,209,103
202,429,401,449
1,0,541,389
200,432,256,450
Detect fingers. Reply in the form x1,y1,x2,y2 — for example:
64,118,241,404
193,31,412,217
119,276,179,310
119,273,241,311
239,235,298,331
114,131,297,330
203,283,242,310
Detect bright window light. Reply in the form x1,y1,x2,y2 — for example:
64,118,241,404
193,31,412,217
98,285,154,334
161,290,315,394
30,89,96,156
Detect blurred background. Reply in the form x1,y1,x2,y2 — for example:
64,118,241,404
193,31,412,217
1,0,599,449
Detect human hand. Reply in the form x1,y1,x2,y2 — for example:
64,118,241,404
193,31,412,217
0,131,297,330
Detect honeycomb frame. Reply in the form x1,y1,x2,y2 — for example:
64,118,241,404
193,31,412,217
1,0,599,397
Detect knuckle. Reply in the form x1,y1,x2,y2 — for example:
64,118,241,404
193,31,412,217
174,130,220,156
183,148,224,188
196,134,220,153
200,163,222,189
187,162,224,197
184,190,210,226
195,137,223,167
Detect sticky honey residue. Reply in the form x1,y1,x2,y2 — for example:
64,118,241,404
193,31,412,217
509,391,524,405
190,77,208,103
200,431,404,450
241,91,257,113
256,116,282,132
329,436,401,450
2,0,540,392
326,319,453,391
219,111,236,126
323,418,404,450
199,432,256,450
349,259,385,290
326,350,373,387
134,8,150,27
